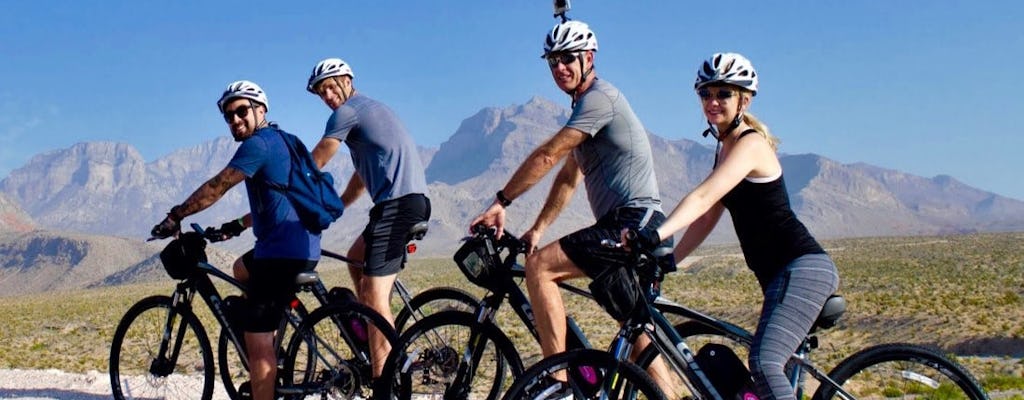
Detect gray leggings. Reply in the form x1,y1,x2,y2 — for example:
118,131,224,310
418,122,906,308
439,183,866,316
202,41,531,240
750,253,840,400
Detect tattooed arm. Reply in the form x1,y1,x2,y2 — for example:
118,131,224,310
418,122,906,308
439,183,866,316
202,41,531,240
169,167,247,220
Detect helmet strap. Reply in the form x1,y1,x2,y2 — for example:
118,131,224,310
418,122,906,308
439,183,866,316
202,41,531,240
247,99,269,131
569,55,595,108
332,77,352,104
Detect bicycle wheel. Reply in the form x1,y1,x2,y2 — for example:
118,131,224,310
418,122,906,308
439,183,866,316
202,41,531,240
379,310,523,400
281,302,400,399
811,343,989,400
393,286,479,332
501,349,667,400
110,295,214,400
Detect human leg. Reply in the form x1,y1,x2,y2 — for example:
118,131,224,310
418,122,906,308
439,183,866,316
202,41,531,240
749,254,840,400
358,273,398,378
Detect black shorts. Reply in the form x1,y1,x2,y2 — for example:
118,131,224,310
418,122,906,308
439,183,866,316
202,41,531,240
361,193,431,277
559,207,675,279
241,250,318,332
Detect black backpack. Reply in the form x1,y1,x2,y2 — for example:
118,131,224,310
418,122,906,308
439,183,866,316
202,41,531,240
267,128,345,233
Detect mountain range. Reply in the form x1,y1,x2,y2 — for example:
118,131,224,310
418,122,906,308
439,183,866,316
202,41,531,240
1,96,1022,295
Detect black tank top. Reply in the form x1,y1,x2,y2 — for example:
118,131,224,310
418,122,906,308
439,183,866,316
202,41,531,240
718,132,825,284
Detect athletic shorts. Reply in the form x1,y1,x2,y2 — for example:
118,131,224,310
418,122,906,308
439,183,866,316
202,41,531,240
241,250,318,332
559,206,675,279
361,193,431,277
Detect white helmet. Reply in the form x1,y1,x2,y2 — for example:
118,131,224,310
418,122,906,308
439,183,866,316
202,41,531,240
695,52,758,94
217,80,269,112
307,58,355,93
542,20,598,57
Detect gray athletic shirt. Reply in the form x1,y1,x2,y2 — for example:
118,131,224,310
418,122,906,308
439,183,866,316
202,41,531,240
323,94,429,204
565,79,662,219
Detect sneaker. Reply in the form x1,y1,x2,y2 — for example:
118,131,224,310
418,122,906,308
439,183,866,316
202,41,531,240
532,377,574,400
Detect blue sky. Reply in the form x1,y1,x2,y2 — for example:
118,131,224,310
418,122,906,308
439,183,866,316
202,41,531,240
1,1,1021,199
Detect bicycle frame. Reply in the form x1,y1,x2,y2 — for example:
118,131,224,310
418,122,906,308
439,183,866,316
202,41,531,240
605,267,857,400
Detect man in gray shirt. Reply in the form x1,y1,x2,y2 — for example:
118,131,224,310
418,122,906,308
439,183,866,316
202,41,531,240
470,20,674,394
307,57,430,381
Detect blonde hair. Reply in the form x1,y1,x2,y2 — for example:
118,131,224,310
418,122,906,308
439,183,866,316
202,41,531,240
738,91,779,150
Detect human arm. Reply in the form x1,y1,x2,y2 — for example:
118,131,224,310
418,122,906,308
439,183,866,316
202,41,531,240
469,126,588,237
339,172,365,207
672,202,725,261
311,137,342,169
521,152,584,252
152,167,247,237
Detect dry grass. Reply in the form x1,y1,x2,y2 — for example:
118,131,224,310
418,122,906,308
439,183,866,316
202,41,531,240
1,232,1021,392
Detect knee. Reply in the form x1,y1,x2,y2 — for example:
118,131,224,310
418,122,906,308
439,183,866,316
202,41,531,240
232,257,248,282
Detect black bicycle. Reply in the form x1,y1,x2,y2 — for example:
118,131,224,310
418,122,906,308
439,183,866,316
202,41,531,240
108,222,472,400
377,225,718,400
216,221,479,398
501,238,989,400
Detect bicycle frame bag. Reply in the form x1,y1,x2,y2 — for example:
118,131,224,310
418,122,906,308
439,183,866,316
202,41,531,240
695,343,757,400
588,265,646,321
159,231,208,279
453,234,503,287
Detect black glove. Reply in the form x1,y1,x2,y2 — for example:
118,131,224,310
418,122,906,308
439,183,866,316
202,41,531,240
628,227,662,253
151,206,184,239
220,219,247,238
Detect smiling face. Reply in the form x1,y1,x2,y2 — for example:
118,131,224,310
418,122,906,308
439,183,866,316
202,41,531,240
546,50,592,93
698,84,750,129
314,76,352,110
221,98,265,141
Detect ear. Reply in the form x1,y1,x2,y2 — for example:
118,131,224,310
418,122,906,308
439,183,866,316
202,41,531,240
583,50,595,66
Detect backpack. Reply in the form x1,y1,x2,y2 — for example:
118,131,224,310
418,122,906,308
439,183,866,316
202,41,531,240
267,128,345,233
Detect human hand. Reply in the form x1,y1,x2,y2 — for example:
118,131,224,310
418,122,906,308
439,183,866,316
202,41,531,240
151,206,184,239
218,219,246,240
521,227,545,255
469,201,507,239
624,226,661,253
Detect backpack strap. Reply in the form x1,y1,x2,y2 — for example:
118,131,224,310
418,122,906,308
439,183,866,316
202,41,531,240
266,128,298,191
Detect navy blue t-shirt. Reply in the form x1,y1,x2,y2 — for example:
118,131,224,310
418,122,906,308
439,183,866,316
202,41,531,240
227,126,321,261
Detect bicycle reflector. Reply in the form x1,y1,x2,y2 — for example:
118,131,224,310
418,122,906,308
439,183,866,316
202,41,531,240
453,235,502,287
159,232,208,280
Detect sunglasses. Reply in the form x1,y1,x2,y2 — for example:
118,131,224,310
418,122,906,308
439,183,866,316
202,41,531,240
222,105,255,123
545,52,580,68
697,87,736,101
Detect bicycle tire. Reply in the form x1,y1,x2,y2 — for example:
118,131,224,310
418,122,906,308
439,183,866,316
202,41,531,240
811,343,989,400
109,295,214,400
378,310,523,400
393,286,479,332
501,348,667,400
281,301,400,399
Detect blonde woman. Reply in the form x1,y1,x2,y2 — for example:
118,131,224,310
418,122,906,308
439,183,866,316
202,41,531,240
626,53,840,400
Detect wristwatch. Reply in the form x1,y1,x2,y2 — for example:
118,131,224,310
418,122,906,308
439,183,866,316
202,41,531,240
496,190,513,207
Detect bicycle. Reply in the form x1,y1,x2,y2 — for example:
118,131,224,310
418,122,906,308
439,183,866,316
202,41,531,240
108,222,473,400
217,221,479,397
377,225,714,400
500,238,989,400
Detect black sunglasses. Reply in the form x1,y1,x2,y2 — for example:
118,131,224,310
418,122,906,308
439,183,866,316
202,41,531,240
545,52,580,68
222,105,254,123
697,87,736,101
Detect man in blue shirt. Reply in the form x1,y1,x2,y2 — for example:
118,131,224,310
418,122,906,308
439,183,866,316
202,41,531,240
151,80,320,400
305,57,430,380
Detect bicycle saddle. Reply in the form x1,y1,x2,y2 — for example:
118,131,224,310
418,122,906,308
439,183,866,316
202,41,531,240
295,271,321,286
407,221,429,241
813,294,846,331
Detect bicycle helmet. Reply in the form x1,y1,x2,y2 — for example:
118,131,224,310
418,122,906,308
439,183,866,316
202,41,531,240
217,80,269,112
695,52,758,95
307,58,355,94
542,20,598,57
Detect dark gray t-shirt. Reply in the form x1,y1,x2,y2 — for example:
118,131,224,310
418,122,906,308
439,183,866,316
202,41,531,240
324,94,428,204
565,79,662,219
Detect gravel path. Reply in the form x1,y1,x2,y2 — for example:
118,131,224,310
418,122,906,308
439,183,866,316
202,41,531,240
0,369,112,400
